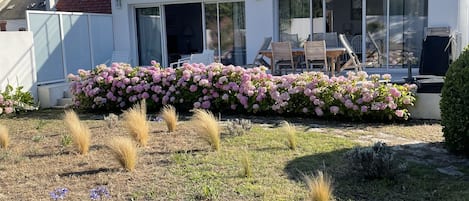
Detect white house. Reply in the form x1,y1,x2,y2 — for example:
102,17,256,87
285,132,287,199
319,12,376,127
111,0,469,69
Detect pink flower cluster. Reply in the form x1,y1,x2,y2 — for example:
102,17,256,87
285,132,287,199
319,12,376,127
69,62,417,120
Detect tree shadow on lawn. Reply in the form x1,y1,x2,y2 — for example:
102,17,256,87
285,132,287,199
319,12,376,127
284,142,469,201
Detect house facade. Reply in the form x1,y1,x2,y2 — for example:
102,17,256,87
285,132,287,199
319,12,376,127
111,0,469,69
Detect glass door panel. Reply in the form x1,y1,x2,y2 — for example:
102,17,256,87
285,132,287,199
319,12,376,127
388,0,427,67
136,7,162,66
205,2,246,66
366,0,387,67
279,0,311,47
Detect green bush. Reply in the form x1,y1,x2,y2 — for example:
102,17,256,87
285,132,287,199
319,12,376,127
441,47,469,155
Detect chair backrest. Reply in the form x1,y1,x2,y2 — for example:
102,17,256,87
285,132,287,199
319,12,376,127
366,32,382,55
339,34,361,65
260,37,272,51
190,49,214,65
271,42,293,62
304,40,327,61
111,51,131,64
350,35,362,53
324,32,339,48
280,33,300,48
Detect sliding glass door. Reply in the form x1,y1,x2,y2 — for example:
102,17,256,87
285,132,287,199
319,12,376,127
205,2,246,66
366,0,387,67
136,7,163,66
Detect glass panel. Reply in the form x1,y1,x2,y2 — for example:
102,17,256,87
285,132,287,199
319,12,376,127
62,15,92,73
204,4,219,62
136,7,162,66
325,0,362,48
279,0,310,47
90,15,114,66
366,0,387,67
29,13,64,83
205,2,246,66
388,0,427,67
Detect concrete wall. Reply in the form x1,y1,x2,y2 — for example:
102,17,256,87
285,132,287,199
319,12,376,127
0,31,37,99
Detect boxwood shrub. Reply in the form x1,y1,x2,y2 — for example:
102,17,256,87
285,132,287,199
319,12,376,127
441,47,469,155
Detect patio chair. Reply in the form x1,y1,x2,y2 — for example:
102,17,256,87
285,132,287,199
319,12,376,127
169,49,214,68
271,41,296,75
350,35,362,55
338,34,362,72
251,36,272,67
280,33,300,48
312,32,339,48
367,32,385,67
303,40,328,72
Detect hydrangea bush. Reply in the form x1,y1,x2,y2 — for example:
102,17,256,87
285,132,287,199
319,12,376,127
68,62,416,120
0,84,37,116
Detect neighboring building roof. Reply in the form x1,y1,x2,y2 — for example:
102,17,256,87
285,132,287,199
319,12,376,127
0,0,45,20
56,0,111,14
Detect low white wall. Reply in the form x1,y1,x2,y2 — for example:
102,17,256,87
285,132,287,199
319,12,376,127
0,31,37,99
409,93,441,120
6,19,27,31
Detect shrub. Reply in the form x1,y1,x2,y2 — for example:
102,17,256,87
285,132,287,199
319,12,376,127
0,124,9,149
191,109,221,151
304,171,333,201
68,63,416,121
122,100,149,146
441,47,469,155
0,84,37,116
225,118,252,136
344,142,406,179
63,110,91,155
282,121,297,150
108,137,137,171
104,113,119,129
160,105,178,132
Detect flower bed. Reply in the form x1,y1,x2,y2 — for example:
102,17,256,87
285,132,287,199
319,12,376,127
0,84,37,115
68,62,417,120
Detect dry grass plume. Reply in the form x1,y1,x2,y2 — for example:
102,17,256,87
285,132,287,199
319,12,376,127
108,137,137,171
64,110,91,155
0,124,9,149
241,149,252,178
122,100,149,146
191,109,221,151
305,171,334,201
282,121,297,150
160,105,178,132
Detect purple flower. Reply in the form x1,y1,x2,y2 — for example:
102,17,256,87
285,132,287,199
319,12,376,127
50,188,69,200
90,186,110,200
193,102,201,108
189,85,198,92
395,110,405,118
202,101,211,109
389,87,401,97
314,107,324,116
330,106,339,115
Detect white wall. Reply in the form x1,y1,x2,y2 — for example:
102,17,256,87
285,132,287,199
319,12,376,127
0,32,37,99
428,0,459,29
459,0,469,50
245,0,274,64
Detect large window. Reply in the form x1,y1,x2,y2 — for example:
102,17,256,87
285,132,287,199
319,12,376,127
136,7,162,65
205,2,246,66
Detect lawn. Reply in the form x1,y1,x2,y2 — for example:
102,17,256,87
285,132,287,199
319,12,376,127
0,109,468,201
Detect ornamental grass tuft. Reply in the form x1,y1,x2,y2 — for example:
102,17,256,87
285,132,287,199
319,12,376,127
64,110,91,155
0,124,9,149
282,121,297,150
108,137,137,172
160,105,178,132
191,109,221,151
240,149,252,178
305,171,334,201
122,100,149,146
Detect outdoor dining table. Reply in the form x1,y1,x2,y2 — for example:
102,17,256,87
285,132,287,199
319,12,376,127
259,47,346,76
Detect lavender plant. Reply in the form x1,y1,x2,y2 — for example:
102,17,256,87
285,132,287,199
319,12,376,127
49,187,69,200
90,186,111,200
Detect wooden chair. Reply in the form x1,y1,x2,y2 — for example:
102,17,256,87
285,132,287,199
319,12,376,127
304,40,328,72
338,34,362,72
271,42,295,75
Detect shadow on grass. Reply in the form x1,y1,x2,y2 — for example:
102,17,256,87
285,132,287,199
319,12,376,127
59,168,118,177
284,148,352,182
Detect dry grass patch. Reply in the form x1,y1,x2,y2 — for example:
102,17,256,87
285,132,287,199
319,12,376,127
64,110,91,155
0,124,9,149
191,109,220,151
160,105,178,132
305,171,334,201
122,100,149,146
282,121,297,150
108,137,137,172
